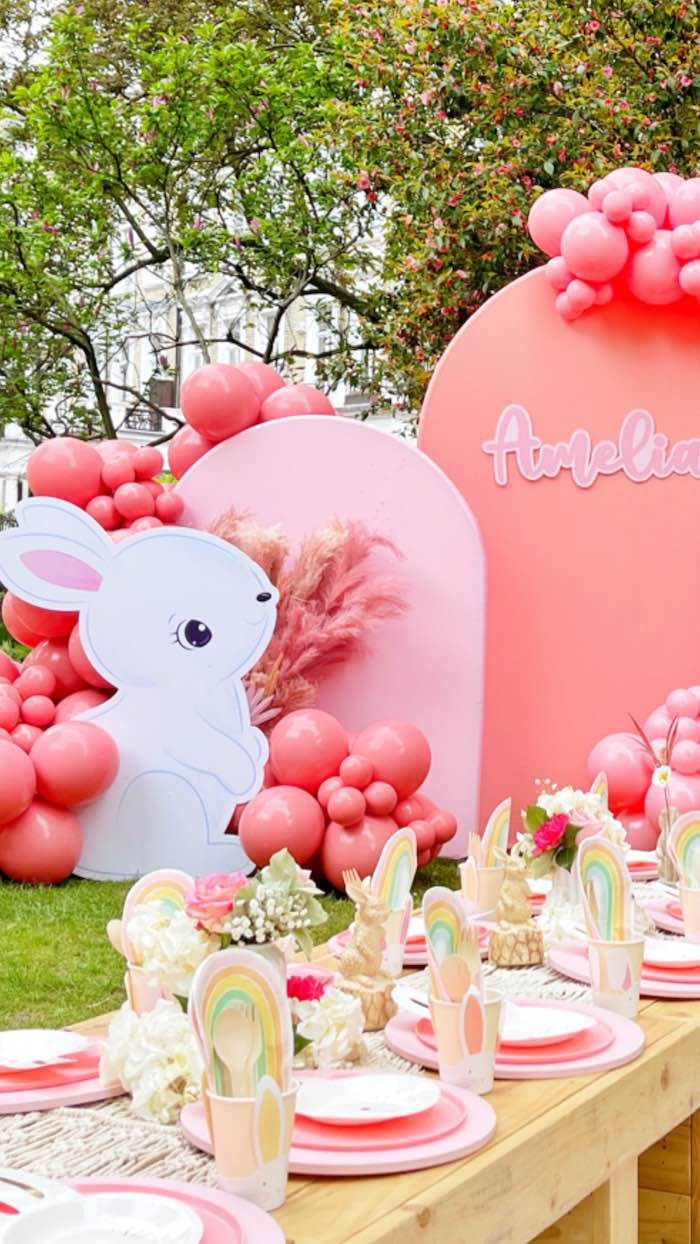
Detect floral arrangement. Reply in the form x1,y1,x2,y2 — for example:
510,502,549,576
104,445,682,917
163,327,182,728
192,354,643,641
210,509,407,727
125,850,327,1001
287,973,365,1069
100,1000,203,1125
519,780,627,877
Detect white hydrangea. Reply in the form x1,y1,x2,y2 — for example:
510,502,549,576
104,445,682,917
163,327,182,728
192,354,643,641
536,786,628,851
100,999,203,1125
126,901,218,997
294,988,365,1069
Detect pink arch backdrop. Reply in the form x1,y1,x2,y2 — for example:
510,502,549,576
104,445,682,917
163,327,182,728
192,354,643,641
175,416,485,856
419,267,700,823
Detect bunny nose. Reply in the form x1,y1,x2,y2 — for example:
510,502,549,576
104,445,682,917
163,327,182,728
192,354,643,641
256,591,272,603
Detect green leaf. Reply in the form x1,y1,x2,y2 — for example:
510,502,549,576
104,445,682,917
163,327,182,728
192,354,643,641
553,844,576,872
524,804,548,832
543,159,554,175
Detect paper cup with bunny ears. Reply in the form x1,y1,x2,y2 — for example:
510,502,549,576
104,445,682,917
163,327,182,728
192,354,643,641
430,988,502,1095
204,1077,299,1211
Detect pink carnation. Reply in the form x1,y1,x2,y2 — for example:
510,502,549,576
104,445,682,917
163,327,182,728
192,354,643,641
287,973,327,1002
185,872,248,933
532,813,569,856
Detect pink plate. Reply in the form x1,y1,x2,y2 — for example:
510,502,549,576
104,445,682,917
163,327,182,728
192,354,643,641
386,998,644,1079
0,1074,123,1115
293,1086,466,1152
328,926,489,968
548,941,700,1000
644,899,684,936
414,1015,615,1065
69,1176,285,1244
0,1046,101,1094
181,1082,496,1177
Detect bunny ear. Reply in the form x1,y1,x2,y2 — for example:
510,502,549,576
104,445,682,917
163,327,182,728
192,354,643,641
253,1075,284,1166
0,498,112,610
460,987,484,1056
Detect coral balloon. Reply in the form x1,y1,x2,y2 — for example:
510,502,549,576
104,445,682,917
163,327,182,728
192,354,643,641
155,490,184,524
15,665,56,700
12,597,77,641
587,732,651,814
269,709,348,793
626,231,682,305
101,459,136,490
2,593,43,647
643,708,672,739
0,698,20,731
11,724,42,753
430,809,459,845
21,695,55,728
96,440,137,463
54,688,110,722
167,425,214,479
670,740,700,775
672,716,700,743
618,811,658,851
181,363,260,442
237,360,286,403
317,776,344,808
560,214,629,282
326,786,366,827
113,483,156,521
86,496,121,531
0,799,82,883
30,721,118,807
351,721,431,801
410,819,436,853
666,688,700,718
27,437,102,507
0,652,17,683
527,189,591,258
645,772,700,828
260,384,336,421
668,177,700,229
394,795,428,827
679,260,700,297
0,682,21,706
130,517,163,532
0,739,36,824
133,446,164,479
364,780,398,817
339,754,374,790
24,639,84,700
321,815,399,891
67,625,113,691
238,785,325,867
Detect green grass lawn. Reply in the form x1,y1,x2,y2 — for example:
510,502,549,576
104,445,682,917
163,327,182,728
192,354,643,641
0,859,460,1029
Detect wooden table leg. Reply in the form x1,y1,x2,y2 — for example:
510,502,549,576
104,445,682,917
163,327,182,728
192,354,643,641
691,1109,700,1242
591,1158,638,1244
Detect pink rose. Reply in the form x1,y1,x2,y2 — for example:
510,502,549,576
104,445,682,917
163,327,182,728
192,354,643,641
185,872,248,933
287,973,327,1003
532,813,569,856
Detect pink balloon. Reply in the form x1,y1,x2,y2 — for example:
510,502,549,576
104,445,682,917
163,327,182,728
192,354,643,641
144,480,164,499
561,214,629,282
618,810,658,851
54,688,110,723
410,818,436,853
394,795,431,827
321,815,399,891
11,723,42,753
95,440,137,462
364,780,398,817
668,177,700,228
2,594,46,649
260,384,336,422
113,482,156,521
679,260,700,297
0,739,36,824
21,695,55,728
101,459,136,490
544,257,572,290
238,785,325,866
587,732,650,814
30,721,118,807
566,279,595,313
237,360,286,403
671,225,699,260
24,639,84,700
0,683,21,706
27,437,102,507
430,808,458,845
0,698,19,731
327,786,366,827
317,776,344,808
644,707,672,738
129,516,163,532
133,446,164,480
167,426,215,479
627,211,656,244
600,168,667,225
671,716,700,743
602,189,634,224
0,799,82,883
155,490,184,524
12,598,77,641
654,171,684,211
351,721,431,801
645,771,700,828
86,495,121,531
67,625,113,691
269,709,348,793
670,739,700,775
666,688,700,718
627,230,682,304
181,364,260,442
527,189,591,258
15,666,56,700
339,754,374,790
0,653,18,683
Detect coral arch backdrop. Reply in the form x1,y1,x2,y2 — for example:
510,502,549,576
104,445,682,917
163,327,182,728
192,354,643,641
175,416,485,856
418,267,700,824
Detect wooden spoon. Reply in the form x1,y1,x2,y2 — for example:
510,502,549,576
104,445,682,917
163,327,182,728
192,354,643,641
213,1004,256,1098
440,953,472,1002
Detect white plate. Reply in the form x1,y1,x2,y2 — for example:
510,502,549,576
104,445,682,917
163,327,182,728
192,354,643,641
628,850,656,865
297,1073,440,1125
500,1003,595,1047
643,938,700,969
0,1031,89,1072
406,916,425,941
392,983,430,1018
527,879,552,897
4,1193,203,1244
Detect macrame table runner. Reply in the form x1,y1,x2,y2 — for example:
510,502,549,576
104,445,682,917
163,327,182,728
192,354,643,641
0,878,674,1183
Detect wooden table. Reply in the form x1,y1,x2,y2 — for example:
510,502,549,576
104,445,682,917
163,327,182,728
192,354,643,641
76,979,700,1244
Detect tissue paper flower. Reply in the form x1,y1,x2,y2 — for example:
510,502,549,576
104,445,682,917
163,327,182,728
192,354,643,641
126,902,218,997
100,999,203,1124
294,987,365,1068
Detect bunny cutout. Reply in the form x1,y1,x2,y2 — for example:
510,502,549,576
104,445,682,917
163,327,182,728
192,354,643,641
0,498,278,878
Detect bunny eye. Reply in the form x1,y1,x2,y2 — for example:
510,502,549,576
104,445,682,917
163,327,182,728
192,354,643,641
175,619,212,649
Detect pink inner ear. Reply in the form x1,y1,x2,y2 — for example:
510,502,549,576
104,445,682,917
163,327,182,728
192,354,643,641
21,550,102,592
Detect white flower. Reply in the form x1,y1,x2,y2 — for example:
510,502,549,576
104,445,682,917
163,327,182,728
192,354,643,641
536,786,628,852
100,999,203,1125
126,902,218,997
294,988,365,1069
652,764,672,789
